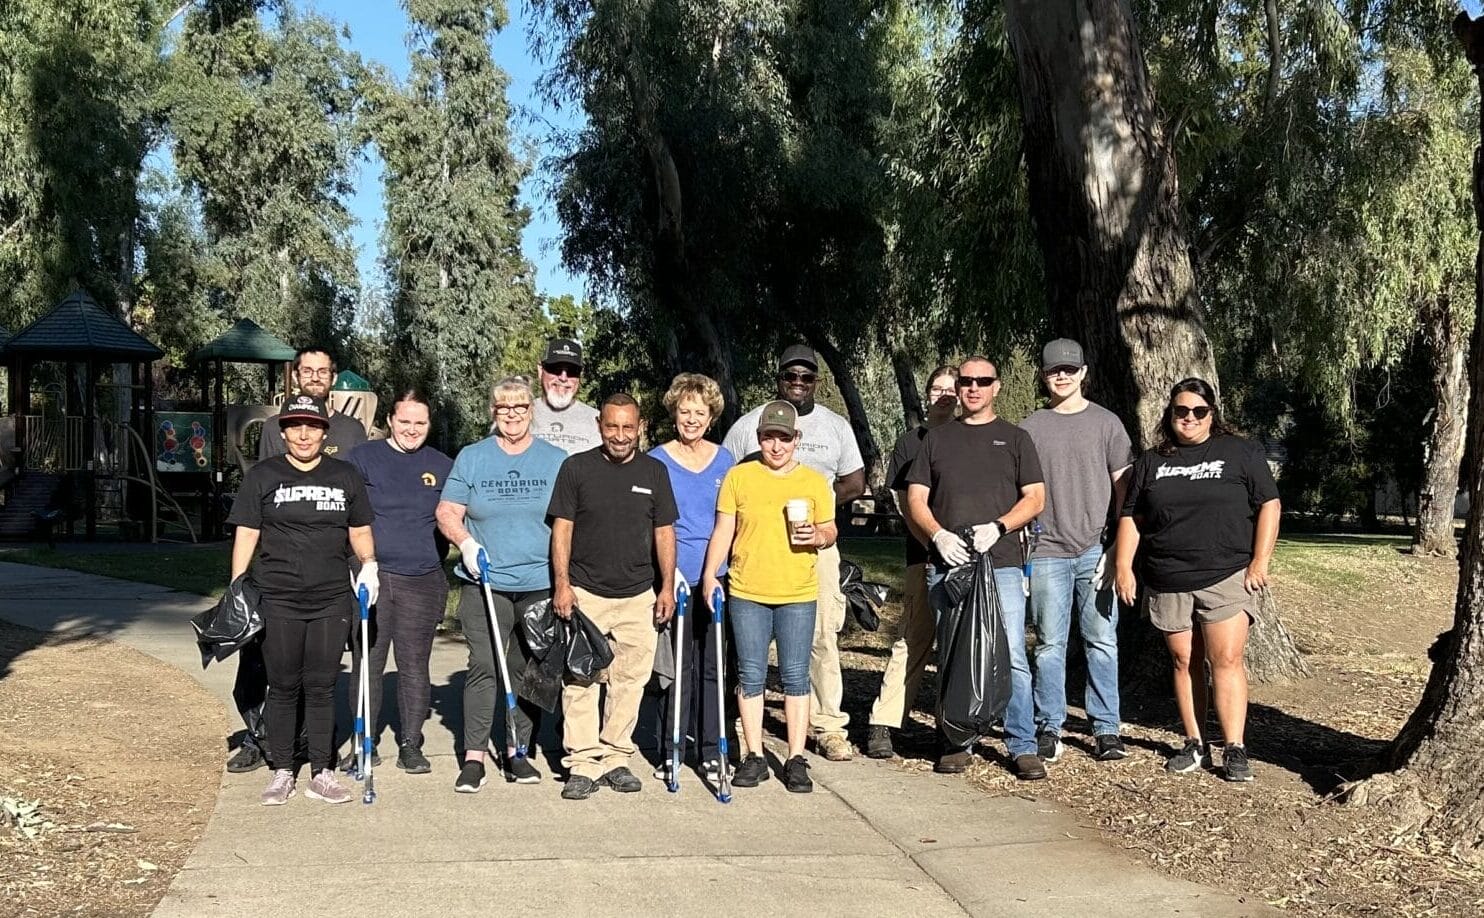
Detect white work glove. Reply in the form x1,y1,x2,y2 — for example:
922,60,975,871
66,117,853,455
354,560,380,607
932,529,970,567
458,537,484,581
971,521,1004,554
1093,550,1112,591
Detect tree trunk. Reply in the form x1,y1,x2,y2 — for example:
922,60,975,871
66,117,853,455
1415,296,1469,558
891,348,924,430
1002,0,1219,448
802,325,882,487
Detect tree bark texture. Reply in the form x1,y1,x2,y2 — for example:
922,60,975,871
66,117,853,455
1414,296,1469,558
803,325,883,486
891,348,924,431
1002,0,1219,448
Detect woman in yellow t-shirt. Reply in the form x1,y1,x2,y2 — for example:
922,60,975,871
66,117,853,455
702,400,836,794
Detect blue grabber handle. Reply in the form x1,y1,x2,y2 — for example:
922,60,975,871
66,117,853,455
668,578,691,793
711,585,731,804
1022,519,1043,597
478,548,526,759
356,583,374,800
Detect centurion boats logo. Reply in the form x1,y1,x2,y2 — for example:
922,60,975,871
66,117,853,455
1155,460,1226,482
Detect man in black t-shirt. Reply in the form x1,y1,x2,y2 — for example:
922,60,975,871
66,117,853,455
548,393,679,800
906,356,1047,780
258,348,367,460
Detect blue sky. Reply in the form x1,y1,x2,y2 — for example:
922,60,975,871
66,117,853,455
304,0,585,302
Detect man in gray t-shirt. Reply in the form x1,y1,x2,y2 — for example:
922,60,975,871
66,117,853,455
532,338,602,455
1019,339,1133,764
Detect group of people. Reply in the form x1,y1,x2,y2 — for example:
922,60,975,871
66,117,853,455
224,333,1280,806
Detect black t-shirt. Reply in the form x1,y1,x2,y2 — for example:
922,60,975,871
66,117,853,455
1120,434,1280,592
547,448,680,598
906,417,1044,569
259,411,367,460
227,455,374,614
887,426,930,566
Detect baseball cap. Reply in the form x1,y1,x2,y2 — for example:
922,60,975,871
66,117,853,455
542,338,584,369
777,344,818,372
278,394,330,427
1041,338,1085,371
757,400,799,436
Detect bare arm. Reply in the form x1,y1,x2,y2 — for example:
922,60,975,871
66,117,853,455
1113,516,1141,605
834,468,866,504
435,499,471,545
701,512,737,602
348,525,375,565
231,526,260,580
1108,465,1131,533
1245,498,1282,591
653,525,678,623
551,517,575,619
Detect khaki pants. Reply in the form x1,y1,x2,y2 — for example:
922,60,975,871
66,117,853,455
809,544,849,739
561,587,658,780
868,562,933,728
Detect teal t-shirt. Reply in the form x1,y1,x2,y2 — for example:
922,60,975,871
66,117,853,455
442,436,567,591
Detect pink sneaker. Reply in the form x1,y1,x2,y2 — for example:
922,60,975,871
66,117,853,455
305,769,353,804
260,769,295,806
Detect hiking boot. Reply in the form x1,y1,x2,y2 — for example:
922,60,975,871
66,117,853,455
783,755,813,793
816,734,853,761
934,749,972,774
1165,738,1207,774
505,756,542,785
1036,732,1064,764
1014,754,1048,780
397,741,431,775
1222,744,1254,783
305,770,352,804
598,766,642,793
454,760,487,794
561,775,599,800
1094,734,1129,761
259,768,295,806
338,747,381,772
732,754,770,787
227,742,266,773
865,725,894,759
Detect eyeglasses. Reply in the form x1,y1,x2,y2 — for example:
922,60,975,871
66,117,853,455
494,404,532,416
1042,366,1081,378
1171,405,1212,420
779,371,817,384
927,387,956,399
543,364,580,379
956,375,997,388
760,431,797,444
297,368,333,379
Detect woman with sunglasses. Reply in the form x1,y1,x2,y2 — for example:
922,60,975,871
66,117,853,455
436,376,568,792
702,400,836,793
1113,378,1280,782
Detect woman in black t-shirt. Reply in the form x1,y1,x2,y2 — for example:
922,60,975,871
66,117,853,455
1112,378,1280,783
227,395,378,806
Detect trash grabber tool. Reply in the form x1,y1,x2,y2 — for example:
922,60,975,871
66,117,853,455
668,576,691,793
477,549,526,769
356,584,376,804
710,585,731,804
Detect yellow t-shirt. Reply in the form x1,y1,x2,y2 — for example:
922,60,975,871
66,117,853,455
718,461,836,604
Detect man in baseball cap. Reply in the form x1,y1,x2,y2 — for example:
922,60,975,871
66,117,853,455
533,337,602,454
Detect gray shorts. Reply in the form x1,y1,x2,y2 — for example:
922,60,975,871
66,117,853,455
1145,570,1256,633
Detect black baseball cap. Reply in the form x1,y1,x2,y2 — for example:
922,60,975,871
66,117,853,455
542,338,584,369
278,395,330,427
1041,338,1086,371
777,344,818,372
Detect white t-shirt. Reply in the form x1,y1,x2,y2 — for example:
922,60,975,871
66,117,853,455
722,403,864,488
532,398,602,455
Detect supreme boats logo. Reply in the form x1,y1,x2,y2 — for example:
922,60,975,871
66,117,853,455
273,483,348,511
1155,460,1226,482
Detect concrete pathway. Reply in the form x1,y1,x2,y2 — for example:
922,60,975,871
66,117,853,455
0,561,1277,917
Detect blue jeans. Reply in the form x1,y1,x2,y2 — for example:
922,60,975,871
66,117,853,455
928,566,1036,758
1029,545,1121,737
731,598,815,698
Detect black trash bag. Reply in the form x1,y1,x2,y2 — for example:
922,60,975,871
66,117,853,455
516,597,566,711
521,597,563,661
934,553,1013,749
839,559,889,632
565,607,615,683
191,574,263,668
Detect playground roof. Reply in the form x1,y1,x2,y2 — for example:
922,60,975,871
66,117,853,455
331,369,373,391
189,318,296,364
2,289,164,362
0,325,10,351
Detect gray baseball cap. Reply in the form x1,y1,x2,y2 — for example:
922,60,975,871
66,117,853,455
1041,338,1085,371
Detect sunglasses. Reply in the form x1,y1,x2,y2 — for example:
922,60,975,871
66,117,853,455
543,364,581,379
1171,405,1212,420
956,375,997,388
779,371,817,384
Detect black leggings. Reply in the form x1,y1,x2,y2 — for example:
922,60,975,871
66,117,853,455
458,583,546,754
349,569,449,747
261,596,350,773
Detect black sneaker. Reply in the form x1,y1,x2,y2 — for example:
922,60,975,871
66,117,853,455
783,755,813,793
1036,732,1064,763
226,742,266,773
934,749,972,774
339,747,381,771
1222,744,1254,782
731,754,770,787
505,756,542,785
865,725,894,759
397,742,431,775
1014,754,1048,780
1094,734,1128,761
598,766,642,793
1165,738,1207,774
561,775,599,800
453,760,487,794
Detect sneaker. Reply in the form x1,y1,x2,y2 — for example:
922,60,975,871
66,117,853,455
259,768,295,806
397,742,431,775
934,749,972,774
732,754,771,787
653,761,673,782
816,734,854,761
454,760,487,794
304,769,353,804
561,775,599,800
1036,732,1064,763
1014,754,1048,780
227,742,266,773
1165,738,1207,774
1222,744,1254,782
783,755,813,793
505,756,542,785
865,725,894,759
338,747,381,771
1094,734,1129,761
598,766,642,793
701,758,721,782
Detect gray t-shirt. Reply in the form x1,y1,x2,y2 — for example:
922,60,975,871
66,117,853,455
722,403,864,488
532,398,602,455
1019,402,1132,558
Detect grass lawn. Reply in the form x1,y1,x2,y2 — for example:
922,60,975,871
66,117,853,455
1,545,234,598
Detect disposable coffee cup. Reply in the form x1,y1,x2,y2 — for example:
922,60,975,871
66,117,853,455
786,499,811,544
